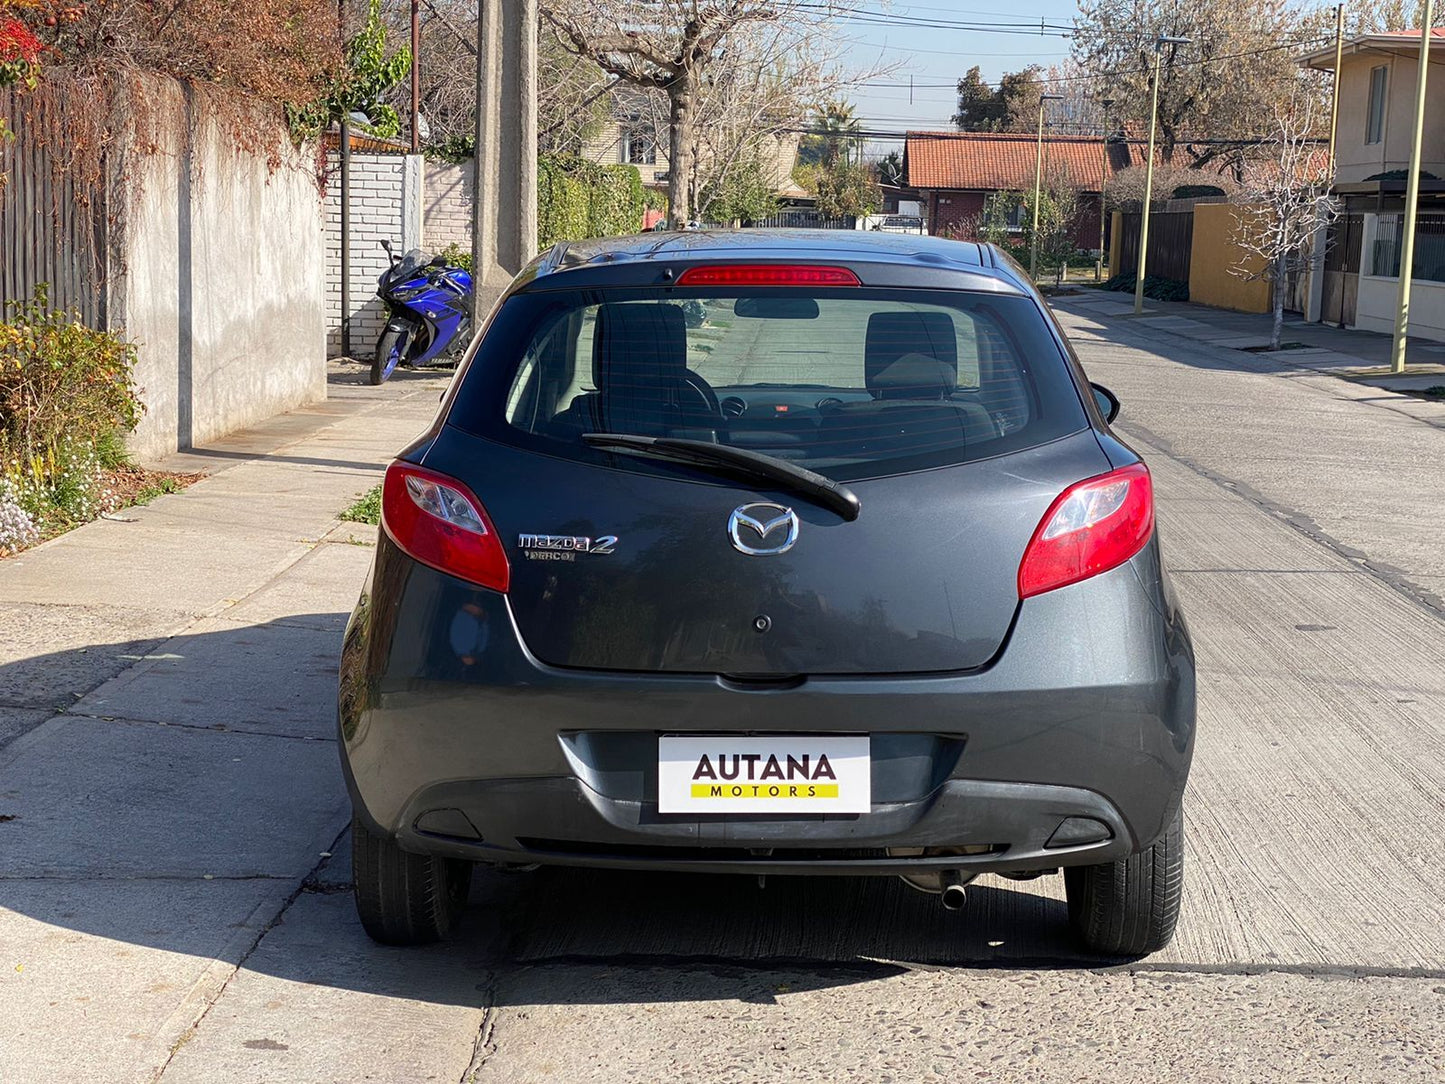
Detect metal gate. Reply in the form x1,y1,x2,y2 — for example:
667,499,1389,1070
1115,210,1195,285
0,88,109,326
1321,212,1362,327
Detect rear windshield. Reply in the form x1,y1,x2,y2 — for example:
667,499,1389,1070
447,287,1087,482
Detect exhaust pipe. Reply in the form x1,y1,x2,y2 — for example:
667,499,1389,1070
940,870,968,912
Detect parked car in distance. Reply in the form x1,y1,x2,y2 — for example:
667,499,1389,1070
338,230,1196,957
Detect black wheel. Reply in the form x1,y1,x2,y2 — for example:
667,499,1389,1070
351,813,472,945
1064,809,1183,957
371,327,409,386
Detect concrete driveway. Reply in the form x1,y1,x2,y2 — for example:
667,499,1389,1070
1,323,1443,1082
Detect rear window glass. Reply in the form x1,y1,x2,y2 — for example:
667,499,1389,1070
449,287,1087,482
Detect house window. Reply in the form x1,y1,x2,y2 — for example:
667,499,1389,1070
1366,65,1388,145
621,129,657,166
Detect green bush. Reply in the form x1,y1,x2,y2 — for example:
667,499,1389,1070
537,154,590,249
437,242,474,274
537,154,644,249
590,164,645,237
1101,272,1189,302
0,289,142,524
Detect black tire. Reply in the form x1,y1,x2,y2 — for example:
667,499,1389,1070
351,814,472,945
1064,809,1183,957
371,327,407,386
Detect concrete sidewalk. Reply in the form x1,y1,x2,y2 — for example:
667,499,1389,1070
1055,289,1445,393
0,363,452,1081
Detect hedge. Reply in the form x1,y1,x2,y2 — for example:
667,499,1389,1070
537,154,645,249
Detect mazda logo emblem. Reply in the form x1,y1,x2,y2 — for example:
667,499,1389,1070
728,503,799,556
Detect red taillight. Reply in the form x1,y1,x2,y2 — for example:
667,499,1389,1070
675,264,860,287
1018,464,1154,599
381,462,510,592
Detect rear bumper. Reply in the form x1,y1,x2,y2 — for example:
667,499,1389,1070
358,775,1137,875
339,537,1195,875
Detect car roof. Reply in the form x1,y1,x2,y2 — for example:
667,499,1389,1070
517,229,1032,296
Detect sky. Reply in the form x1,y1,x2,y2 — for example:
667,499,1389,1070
831,0,1082,151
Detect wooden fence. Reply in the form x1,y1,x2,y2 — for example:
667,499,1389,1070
0,89,110,327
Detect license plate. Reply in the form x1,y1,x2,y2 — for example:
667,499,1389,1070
657,735,871,814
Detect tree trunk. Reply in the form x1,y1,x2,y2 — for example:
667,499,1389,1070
667,73,695,227
1271,257,1287,351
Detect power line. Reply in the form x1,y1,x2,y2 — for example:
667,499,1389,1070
842,37,1072,57
847,34,1333,92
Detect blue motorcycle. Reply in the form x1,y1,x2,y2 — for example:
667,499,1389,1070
372,241,475,385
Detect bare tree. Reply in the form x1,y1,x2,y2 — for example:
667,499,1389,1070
1229,100,1338,351
1071,0,1318,166
381,1,610,151
540,0,854,225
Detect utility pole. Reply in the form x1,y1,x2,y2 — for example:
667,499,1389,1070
1097,97,1115,282
472,0,538,312
1389,3,1435,373
410,0,421,154
1030,94,1063,282
1135,36,1190,315
1326,4,1344,180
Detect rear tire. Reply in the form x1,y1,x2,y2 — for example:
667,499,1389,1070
1064,809,1183,957
352,814,472,945
371,327,407,386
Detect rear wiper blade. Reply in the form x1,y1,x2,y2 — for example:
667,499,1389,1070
581,433,861,522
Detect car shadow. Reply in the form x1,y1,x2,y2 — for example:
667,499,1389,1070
0,617,1111,1014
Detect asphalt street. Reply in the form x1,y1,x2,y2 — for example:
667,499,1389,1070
2,304,1444,1082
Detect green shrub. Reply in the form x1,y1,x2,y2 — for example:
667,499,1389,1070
437,242,474,274
0,289,142,520
590,164,644,237
537,154,589,249
1101,272,1189,302
537,154,644,248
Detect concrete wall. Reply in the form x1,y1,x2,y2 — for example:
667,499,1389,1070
424,159,474,252
1355,274,1445,340
1188,203,1271,314
1333,47,1445,185
1353,212,1445,341
323,152,422,357
118,82,327,460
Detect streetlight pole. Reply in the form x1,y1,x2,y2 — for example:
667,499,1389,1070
1389,2,1435,374
1030,93,1063,282
1097,97,1115,282
1326,4,1343,180
1135,35,1190,315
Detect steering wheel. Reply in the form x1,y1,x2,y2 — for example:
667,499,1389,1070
681,370,722,419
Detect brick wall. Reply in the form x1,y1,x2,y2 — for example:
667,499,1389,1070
423,160,474,252
323,152,422,358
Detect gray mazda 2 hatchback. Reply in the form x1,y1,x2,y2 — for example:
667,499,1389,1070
339,230,1195,957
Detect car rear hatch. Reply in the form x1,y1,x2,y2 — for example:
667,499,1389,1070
423,427,1109,675
423,268,1105,677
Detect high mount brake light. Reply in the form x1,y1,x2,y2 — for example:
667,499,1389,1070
381,462,510,592
675,264,861,287
1017,464,1154,599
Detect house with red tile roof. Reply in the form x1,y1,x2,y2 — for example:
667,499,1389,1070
903,131,1138,250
